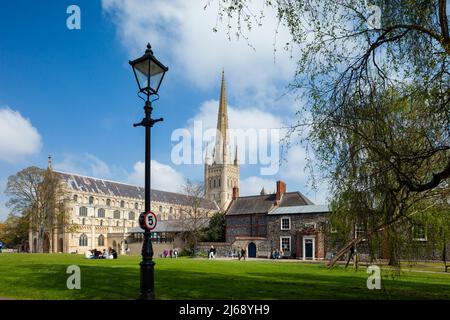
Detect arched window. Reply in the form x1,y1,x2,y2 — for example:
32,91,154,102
170,207,173,214
79,234,88,246
134,202,139,210
213,179,216,188
120,200,125,208
89,196,94,204
100,220,104,227
116,221,120,227
98,234,105,246
129,211,135,220
79,207,88,217
113,210,120,219
159,206,162,212
106,199,111,207
82,218,85,225
73,195,78,202
218,178,221,187
98,208,105,218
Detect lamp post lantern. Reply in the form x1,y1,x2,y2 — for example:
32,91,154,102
129,43,168,300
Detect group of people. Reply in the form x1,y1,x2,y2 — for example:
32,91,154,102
85,247,118,259
162,249,178,258
271,249,284,259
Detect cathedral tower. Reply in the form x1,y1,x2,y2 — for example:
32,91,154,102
204,71,240,211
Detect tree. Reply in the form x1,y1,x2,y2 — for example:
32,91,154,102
204,211,226,242
5,166,71,253
177,180,215,251
211,1,449,265
0,214,29,248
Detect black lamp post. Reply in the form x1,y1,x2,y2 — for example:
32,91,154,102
129,43,168,300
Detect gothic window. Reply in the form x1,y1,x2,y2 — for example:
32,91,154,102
170,207,173,214
218,178,221,187
213,179,216,188
89,196,94,204
98,234,105,246
135,202,139,210
209,179,212,188
120,200,125,208
129,211,136,220
113,210,120,219
100,220,104,227
79,207,88,217
106,199,111,207
73,195,78,202
159,206,162,212
79,234,88,247
82,218,85,225
116,221,120,227
98,208,105,218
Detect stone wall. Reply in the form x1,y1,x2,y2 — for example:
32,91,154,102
225,214,267,242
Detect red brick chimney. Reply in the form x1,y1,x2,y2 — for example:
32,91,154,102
232,186,239,200
276,180,286,201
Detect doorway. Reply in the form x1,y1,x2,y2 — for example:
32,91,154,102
248,242,257,258
303,237,315,260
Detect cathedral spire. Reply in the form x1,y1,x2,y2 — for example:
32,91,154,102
215,70,229,164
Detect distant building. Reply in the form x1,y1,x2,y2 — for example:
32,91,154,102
204,71,240,211
28,169,218,254
225,181,330,260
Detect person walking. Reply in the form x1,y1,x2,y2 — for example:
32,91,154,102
239,247,246,261
209,245,215,260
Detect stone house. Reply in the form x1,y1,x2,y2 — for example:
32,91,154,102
225,180,331,260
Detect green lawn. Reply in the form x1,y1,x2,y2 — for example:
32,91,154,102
0,253,449,300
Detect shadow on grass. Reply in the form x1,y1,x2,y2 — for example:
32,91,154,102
3,261,450,300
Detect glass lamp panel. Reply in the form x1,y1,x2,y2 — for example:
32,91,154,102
149,60,165,92
133,59,150,91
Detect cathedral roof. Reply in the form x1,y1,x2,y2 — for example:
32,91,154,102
226,192,315,215
55,171,218,210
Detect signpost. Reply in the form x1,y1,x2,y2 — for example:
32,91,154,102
139,211,158,231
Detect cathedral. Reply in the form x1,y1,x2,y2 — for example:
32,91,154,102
29,71,238,254
204,71,240,211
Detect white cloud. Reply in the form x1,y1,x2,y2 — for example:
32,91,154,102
127,160,185,192
53,153,121,180
102,0,297,100
240,176,277,196
0,107,42,163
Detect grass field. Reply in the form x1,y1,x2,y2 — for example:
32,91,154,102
0,253,449,300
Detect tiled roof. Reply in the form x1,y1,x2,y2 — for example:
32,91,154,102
128,218,210,233
226,192,315,216
55,171,218,210
269,205,329,215
226,194,276,215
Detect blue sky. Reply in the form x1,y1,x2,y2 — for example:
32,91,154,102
0,0,329,221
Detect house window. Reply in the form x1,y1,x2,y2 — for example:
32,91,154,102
98,208,105,218
280,236,291,252
281,217,290,230
120,200,125,208
113,210,120,219
79,234,88,247
98,234,105,246
106,199,111,207
413,224,427,241
79,207,88,217
305,222,317,229
129,211,136,220
355,224,365,239
89,196,94,205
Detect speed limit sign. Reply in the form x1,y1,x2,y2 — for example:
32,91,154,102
139,211,157,231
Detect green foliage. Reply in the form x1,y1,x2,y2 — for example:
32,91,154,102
203,211,226,242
